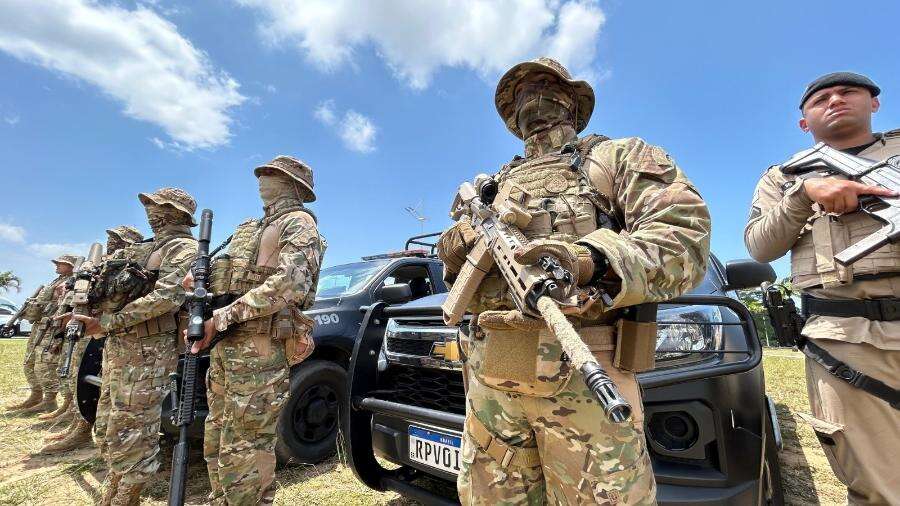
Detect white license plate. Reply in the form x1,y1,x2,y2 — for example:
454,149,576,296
408,425,462,475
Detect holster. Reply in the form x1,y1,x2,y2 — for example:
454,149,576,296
614,303,658,372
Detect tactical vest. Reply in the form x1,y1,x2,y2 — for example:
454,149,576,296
472,135,618,318
790,130,900,289
209,206,322,310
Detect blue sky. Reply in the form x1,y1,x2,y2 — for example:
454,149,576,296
1,0,898,303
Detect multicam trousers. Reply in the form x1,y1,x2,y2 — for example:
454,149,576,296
35,334,63,395
204,321,291,506
58,338,91,418
457,319,656,506
22,326,45,390
104,332,178,485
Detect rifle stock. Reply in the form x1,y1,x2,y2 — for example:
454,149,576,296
168,209,213,506
442,238,491,325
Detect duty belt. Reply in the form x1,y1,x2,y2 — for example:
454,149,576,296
802,294,900,321
800,339,900,410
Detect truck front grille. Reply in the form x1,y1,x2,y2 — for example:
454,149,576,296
377,364,466,415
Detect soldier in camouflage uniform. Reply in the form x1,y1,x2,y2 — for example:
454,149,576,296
40,226,144,453
437,58,711,505
72,188,197,505
5,256,76,413
92,226,145,460
185,156,322,505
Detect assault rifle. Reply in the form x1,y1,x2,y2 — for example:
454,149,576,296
58,243,104,377
781,142,900,265
1,284,44,338
168,209,213,506
441,176,632,423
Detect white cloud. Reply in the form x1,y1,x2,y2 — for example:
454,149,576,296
3,115,20,126
0,0,246,150
339,111,377,153
235,0,605,89
27,242,91,259
313,100,377,153
313,99,337,125
0,223,26,243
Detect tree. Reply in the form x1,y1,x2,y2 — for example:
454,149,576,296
0,271,22,293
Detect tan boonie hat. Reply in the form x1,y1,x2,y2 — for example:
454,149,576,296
106,225,144,244
254,155,316,203
51,254,80,267
138,187,198,226
495,57,595,139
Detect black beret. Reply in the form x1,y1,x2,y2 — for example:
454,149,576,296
800,72,880,109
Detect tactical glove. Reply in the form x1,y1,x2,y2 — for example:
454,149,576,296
513,239,596,286
437,217,478,276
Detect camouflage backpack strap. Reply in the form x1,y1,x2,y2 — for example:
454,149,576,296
573,134,620,231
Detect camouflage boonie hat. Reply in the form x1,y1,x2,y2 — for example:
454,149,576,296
106,225,144,244
138,187,198,226
51,254,80,267
495,57,595,139
254,155,316,203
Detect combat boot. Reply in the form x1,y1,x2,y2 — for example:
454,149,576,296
4,388,42,411
16,392,57,415
98,473,122,506
38,393,72,421
40,418,93,453
110,482,144,506
44,415,75,442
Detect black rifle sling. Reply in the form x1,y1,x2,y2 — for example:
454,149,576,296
800,339,900,410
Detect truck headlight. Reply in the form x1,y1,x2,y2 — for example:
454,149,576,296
655,305,723,365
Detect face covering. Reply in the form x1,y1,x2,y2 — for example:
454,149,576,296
515,82,576,139
145,204,189,234
258,173,302,212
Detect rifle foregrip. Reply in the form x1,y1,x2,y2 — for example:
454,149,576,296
176,354,198,426
441,240,492,325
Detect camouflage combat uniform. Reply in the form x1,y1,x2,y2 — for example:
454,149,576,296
7,265,69,412
27,255,81,413
439,58,711,505
204,156,322,505
97,188,197,505
746,129,900,505
93,226,145,459
41,226,145,453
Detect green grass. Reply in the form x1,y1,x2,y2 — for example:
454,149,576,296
0,340,844,505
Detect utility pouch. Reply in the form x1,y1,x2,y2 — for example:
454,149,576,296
469,310,572,397
614,303,658,372
280,306,315,367
208,255,233,295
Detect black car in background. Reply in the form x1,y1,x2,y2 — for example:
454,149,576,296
78,234,446,464
345,255,785,505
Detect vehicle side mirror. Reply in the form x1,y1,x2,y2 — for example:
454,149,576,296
379,283,413,304
723,259,776,291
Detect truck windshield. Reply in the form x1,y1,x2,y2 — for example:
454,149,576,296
316,260,390,299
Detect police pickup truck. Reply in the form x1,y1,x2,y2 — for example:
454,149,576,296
77,234,447,464
345,255,786,505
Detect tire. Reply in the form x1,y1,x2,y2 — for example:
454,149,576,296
275,360,347,466
0,324,17,338
761,407,785,506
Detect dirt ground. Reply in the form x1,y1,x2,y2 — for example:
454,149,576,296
0,340,844,505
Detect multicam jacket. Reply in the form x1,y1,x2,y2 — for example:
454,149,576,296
23,275,67,323
99,225,197,332
443,129,711,319
211,199,324,332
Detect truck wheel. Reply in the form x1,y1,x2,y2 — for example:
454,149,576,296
762,410,785,505
275,360,346,465
1,324,18,338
